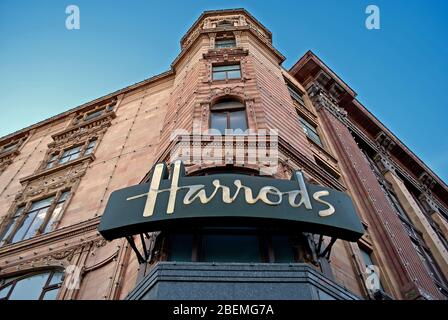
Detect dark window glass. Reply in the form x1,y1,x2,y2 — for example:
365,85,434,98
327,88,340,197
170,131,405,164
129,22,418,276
84,109,104,121
287,84,305,107
215,38,236,48
272,235,295,263
210,100,247,134
168,234,193,262
202,234,261,263
298,115,323,147
212,64,241,81
2,142,17,153
0,271,63,300
59,146,82,164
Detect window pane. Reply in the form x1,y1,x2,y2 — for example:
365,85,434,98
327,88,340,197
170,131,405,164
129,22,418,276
23,208,48,240
272,236,295,263
212,100,244,111
29,196,54,211
49,272,64,286
229,110,247,132
212,71,226,81
43,203,63,234
42,289,59,300
360,249,374,267
1,207,24,243
0,284,11,299
168,234,193,262
84,140,96,155
216,39,236,48
210,112,227,134
85,109,104,121
227,70,241,79
202,234,261,262
1,217,19,243
213,65,239,72
8,273,49,300
11,212,37,243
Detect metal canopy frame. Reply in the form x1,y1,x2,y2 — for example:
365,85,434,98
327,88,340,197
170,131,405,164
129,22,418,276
126,233,151,264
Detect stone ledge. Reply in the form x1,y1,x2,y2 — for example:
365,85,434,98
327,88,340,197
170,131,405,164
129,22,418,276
127,262,361,300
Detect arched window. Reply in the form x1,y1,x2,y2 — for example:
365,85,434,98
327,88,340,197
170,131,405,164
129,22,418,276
209,99,248,134
0,270,64,300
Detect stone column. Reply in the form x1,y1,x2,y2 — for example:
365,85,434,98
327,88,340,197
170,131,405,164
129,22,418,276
383,171,448,276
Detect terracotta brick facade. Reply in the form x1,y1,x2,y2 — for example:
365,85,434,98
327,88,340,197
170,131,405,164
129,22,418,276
0,9,447,300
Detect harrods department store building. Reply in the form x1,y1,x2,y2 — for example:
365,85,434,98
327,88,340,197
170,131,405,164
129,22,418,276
0,9,447,301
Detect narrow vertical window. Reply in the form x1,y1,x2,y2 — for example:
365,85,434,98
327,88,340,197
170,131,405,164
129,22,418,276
297,114,323,147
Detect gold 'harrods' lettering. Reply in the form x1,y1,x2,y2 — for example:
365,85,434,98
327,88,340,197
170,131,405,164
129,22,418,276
126,161,335,218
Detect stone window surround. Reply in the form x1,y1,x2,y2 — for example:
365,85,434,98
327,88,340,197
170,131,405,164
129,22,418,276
0,188,73,248
41,138,98,172
203,47,249,84
71,101,116,127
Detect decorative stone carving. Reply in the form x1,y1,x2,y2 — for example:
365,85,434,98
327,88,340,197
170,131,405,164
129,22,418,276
373,152,395,175
418,172,436,191
307,83,348,120
375,132,396,152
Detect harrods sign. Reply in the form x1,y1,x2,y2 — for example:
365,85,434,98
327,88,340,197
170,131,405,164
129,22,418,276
98,161,364,242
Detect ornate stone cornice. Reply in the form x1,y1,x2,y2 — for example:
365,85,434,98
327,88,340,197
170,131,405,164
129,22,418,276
307,83,348,122
51,111,116,144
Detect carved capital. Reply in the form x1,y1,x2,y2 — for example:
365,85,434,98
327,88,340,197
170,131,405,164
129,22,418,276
375,132,396,152
307,83,347,119
418,192,439,214
418,172,436,191
373,152,395,175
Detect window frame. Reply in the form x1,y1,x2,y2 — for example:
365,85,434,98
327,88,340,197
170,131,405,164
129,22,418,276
44,139,97,170
287,82,306,108
212,63,242,81
209,100,248,134
296,113,324,148
0,190,71,246
215,38,237,49
0,270,64,300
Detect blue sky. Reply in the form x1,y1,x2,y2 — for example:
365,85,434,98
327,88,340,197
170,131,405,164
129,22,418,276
0,0,447,182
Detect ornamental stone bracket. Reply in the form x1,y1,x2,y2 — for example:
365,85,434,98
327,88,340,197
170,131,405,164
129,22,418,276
307,83,348,121
375,132,396,152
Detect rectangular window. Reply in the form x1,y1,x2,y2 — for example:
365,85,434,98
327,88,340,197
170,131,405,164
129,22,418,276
215,38,236,48
45,154,58,169
84,140,96,155
43,191,70,234
212,64,241,81
84,109,104,121
298,115,323,147
1,192,70,246
1,142,17,153
287,84,306,107
58,146,82,164
0,207,24,245
359,247,384,291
